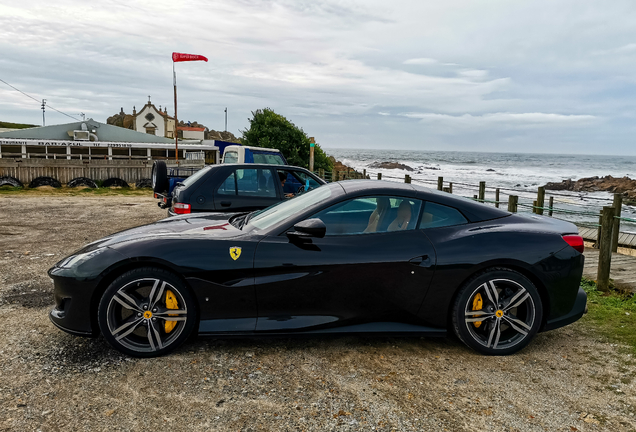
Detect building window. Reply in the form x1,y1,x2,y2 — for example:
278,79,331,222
145,113,155,122
146,127,156,135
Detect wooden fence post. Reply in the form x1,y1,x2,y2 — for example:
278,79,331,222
595,209,603,249
363,169,367,179
612,193,622,253
319,168,324,179
443,187,450,193
437,176,443,191
508,195,518,213
536,187,545,215
597,205,615,293
404,174,411,183
377,173,382,180
478,181,486,203
495,188,500,208
548,196,554,217
449,182,453,194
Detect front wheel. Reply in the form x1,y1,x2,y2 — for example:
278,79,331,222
98,267,197,357
452,268,543,355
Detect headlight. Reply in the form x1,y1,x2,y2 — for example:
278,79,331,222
57,248,108,269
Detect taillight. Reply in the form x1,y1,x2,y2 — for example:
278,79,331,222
154,193,158,198
173,203,191,214
562,235,584,253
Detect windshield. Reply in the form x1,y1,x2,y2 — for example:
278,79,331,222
253,152,285,165
248,186,333,231
180,166,213,188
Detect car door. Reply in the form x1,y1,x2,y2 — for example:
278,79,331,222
253,195,437,331
214,167,280,211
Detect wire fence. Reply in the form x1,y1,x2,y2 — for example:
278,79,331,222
314,167,635,241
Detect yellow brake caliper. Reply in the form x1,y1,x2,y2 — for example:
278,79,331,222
165,290,178,333
472,293,483,328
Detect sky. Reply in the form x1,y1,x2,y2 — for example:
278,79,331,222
1,0,636,154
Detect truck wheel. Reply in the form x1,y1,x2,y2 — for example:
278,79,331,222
152,161,168,193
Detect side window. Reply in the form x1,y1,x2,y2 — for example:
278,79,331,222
224,151,238,163
253,152,285,165
217,171,236,195
311,196,422,236
420,202,468,229
291,171,321,189
236,169,276,197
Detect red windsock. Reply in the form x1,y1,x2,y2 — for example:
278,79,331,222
172,52,208,62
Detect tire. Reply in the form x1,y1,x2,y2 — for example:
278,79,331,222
98,267,197,358
0,176,23,188
29,176,61,188
135,178,152,189
67,177,97,188
152,161,168,193
451,268,543,356
102,178,129,188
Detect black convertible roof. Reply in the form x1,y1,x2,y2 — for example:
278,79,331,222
338,180,510,223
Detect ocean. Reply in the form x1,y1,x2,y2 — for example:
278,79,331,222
324,148,636,234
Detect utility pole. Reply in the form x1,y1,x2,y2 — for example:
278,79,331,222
79,112,85,121
224,107,227,132
41,99,46,126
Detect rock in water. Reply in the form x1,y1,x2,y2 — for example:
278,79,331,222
368,161,414,171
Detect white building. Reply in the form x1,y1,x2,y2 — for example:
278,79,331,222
132,98,176,138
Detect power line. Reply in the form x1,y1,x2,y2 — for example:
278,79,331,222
0,78,80,122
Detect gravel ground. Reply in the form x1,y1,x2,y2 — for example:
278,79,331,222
0,194,635,431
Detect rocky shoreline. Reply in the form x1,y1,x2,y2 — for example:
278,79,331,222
544,175,636,203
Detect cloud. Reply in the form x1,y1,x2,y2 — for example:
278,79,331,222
0,0,635,153
403,58,438,65
399,112,598,130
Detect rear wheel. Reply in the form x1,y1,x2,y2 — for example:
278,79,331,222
452,268,542,355
98,267,197,357
152,161,168,193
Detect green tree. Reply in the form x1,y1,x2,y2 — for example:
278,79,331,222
241,108,333,171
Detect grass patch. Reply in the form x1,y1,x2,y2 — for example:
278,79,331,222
0,186,150,196
581,277,636,352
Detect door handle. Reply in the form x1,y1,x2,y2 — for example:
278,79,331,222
409,255,432,267
220,201,232,207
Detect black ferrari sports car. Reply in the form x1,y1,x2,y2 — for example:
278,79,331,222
49,180,587,357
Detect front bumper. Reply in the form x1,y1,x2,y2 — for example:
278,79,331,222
542,287,587,332
48,269,101,337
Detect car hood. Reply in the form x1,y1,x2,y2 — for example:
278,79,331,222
76,212,245,253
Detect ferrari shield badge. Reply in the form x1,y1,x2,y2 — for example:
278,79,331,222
229,246,242,261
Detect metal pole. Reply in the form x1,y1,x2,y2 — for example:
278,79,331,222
597,206,615,293
224,107,227,132
612,193,623,253
173,62,179,163
41,99,46,126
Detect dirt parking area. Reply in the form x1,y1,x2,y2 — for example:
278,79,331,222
0,193,635,431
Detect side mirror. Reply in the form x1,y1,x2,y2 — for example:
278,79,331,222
286,218,326,240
